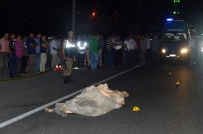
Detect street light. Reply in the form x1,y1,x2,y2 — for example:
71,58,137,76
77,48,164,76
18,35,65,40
92,11,96,17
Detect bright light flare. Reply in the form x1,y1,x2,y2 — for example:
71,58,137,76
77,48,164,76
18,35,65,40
161,48,166,54
180,48,188,54
92,11,96,17
166,18,173,22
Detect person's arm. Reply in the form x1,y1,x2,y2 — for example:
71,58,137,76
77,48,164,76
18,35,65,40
0,40,2,50
62,41,67,60
8,41,11,55
42,41,47,48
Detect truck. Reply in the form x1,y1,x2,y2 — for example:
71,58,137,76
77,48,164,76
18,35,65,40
160,18,191,61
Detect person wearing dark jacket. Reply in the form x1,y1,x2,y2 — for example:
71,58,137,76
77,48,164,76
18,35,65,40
25,33,37,74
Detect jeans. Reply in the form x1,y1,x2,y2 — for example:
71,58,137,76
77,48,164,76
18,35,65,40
124,50,130,65
26,54,35,74
0,52,9,79
152,51,159,65
114,49,123,66
90,52,99,71
105,49,114,66
16,57,23,76
99,49,103,66
9,54,17,77
34,53,41,73
77,53,85,67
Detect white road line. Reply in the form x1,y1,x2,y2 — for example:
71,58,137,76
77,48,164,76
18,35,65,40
0,65,140,129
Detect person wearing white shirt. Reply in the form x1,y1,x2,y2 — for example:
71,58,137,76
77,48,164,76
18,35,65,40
50,37,59,69
129,36,137,65
113,36,123,66
141,35,151,64
124,37,131,65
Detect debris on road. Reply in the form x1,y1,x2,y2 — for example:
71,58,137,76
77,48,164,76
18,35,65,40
45,83,129,117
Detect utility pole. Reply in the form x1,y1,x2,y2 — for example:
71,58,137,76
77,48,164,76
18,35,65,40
72,0,76,40
136,0,150,34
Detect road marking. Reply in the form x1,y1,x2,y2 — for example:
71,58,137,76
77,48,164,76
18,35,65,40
0,65,141,129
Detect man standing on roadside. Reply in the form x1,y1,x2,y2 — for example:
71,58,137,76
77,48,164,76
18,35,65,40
34,33,41,73
150,35,160,65
26,33,37,74
89,34,99,71
0,33,10,80
9,33,17,78
50,36,59,70
62,31,76,83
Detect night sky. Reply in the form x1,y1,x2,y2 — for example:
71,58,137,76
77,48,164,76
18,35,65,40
0,0,203,36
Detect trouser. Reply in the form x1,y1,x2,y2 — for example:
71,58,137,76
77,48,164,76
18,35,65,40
77,53,85,67
26,54,35,74
0,52,9,79
21,56,28,73
114,49,123,66
86,50,91,66
90,52,99,71
40,53,47,72
16,57,23,76
63,58,73,77
152,51,159,65
105,49,114,66
9,54,17,77
130,49,137,65
124,50,130,65
34,53,41,73
141,50,146,64
51,54,58,68
99,49,103,66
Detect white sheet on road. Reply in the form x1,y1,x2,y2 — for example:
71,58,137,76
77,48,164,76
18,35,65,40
46,83,129,117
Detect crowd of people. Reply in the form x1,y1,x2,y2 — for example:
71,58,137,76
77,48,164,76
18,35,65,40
0,32,161,81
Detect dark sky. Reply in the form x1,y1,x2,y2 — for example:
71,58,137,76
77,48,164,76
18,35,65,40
0,0,202,36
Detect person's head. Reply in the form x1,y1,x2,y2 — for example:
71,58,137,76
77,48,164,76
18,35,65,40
53,36,57,40
4,33,9,39
36,33,42,39
42,35,46,41
154,34,158,39
29,33,34,38
16,34,22,41
68,31,73,39
10,33,15,40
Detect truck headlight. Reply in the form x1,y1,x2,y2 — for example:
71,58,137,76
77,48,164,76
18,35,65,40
84,42,87,47
77,41,81,47
161,48,166,54
180,48,188,54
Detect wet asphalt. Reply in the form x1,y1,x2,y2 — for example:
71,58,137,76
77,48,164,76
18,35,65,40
0,63,203,134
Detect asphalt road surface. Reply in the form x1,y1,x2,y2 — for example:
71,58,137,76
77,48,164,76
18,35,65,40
0,63,203,134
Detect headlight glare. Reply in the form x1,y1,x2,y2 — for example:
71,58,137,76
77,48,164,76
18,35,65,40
180,48,188,54
161,48,166,54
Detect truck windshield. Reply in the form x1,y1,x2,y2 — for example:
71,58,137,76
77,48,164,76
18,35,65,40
163,33,187,42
